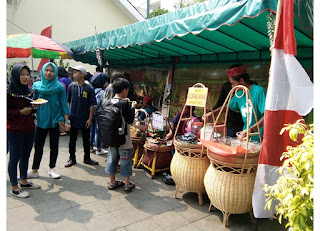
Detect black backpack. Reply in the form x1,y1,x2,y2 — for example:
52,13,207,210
97,99,127,147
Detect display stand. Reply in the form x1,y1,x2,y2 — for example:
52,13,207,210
137,111,173,179
170,83,215,205
203,85,262,227
131,109,149,168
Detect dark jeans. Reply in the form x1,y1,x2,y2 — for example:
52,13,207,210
90,116,102,149
7,130,35,186
32,125,60,170
69,127,91,161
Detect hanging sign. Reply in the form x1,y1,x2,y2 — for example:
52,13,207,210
185,87,208,107
152,113,164,131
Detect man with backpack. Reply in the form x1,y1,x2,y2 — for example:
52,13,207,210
97,78,137,192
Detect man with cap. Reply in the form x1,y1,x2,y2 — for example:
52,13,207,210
203,64,244,137
65,65,99,167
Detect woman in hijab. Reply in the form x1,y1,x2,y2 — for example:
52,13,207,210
7,63,40,198
28,62,70,179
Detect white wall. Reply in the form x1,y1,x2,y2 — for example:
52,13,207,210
7,0,137,74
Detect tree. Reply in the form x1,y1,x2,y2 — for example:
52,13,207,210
174,0,207,9
150,8,169,18
264,120,313,231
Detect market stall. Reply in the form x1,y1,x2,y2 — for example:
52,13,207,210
170,83,216,205
201,85,262,227
137,112,173,178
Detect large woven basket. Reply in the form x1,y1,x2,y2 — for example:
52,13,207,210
170,139,210,205
142,143,172,169
204,164,256,227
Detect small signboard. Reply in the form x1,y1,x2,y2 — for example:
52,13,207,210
152,113,164,131
185,87,208,107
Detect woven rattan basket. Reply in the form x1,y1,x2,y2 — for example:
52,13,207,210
202,85,262,227
204,164,256,227
170,139,210,205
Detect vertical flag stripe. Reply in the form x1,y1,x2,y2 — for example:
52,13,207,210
252,0,313,219
273,0,296,55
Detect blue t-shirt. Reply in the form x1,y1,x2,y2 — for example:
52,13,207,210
67,82,97,128
229,84,266,142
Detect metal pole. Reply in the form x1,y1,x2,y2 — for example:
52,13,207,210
147,0,150,19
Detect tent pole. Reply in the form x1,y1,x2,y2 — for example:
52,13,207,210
31,49,35,82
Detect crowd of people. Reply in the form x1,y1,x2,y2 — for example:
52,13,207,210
7,62,139,198
7,62,266,198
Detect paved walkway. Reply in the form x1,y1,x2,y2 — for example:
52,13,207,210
6,134,286,231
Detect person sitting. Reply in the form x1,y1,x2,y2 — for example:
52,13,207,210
139,95,158,120
165,106,196,140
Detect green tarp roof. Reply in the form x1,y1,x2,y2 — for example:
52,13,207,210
65,0,313,68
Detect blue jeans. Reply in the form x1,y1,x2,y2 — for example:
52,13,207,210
7,130,35,186
105,147,132,177
90,116,102,149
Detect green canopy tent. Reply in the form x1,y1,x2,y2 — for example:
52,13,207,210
64,0,312,69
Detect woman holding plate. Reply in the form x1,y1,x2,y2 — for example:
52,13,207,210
7,63,40,198
28,62,70,179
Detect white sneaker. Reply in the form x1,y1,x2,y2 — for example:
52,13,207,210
90,146,98,153
96,149,107,155
11,189,29,198
48,169,61,179
27,171,39,179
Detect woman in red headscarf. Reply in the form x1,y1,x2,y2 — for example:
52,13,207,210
139,95,158,120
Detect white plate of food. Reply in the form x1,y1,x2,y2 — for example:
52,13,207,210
31,98,48,105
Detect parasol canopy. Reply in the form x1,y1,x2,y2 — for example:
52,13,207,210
7,34,74,59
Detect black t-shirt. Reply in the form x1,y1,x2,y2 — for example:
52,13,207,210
213,81,244,128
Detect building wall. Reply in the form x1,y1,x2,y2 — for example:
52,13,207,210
7,0,137,73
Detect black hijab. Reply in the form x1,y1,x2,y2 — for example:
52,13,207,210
8,64,32,96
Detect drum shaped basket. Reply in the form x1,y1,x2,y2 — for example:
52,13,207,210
170,140,210,205
204,164,256,227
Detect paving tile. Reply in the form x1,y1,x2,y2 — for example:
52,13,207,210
175,223,203,231
40,207,83,230
7,204,41,224
109,206,152,227
50,223,87,231
193,214,232,231
35,197,72,215
82,213,121,231
103,193,139,212
6,134,287,231
151,210,190,231
6,194,37,210
124,217,164,231
68,200,110,220
7,217,47,231
173,205,211,222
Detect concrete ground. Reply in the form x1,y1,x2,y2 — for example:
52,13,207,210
6,134,287,231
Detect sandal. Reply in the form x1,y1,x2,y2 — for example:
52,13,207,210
124,181,135,193
107,180,124,190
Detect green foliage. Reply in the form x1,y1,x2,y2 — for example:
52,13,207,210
175,0,207,9
264,119,313,231
267,12,276,50
150,8,169,18
52,59,70,69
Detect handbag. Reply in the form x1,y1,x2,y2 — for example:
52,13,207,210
59,121,66,133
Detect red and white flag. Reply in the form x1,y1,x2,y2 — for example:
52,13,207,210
37,26,52,72
252,0,313,218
